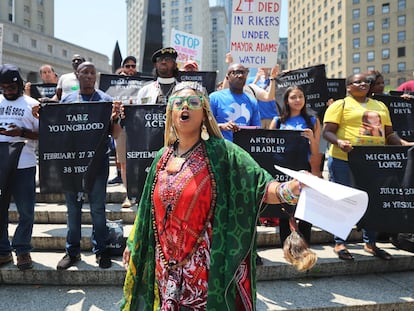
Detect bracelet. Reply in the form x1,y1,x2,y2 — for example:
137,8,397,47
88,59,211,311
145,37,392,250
112,117,121,125
20,127,27,138
276,181,300,205
269,77,276,81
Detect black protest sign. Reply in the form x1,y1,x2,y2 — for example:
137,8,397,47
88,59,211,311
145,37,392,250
234,128,309,218
275,64,329,119
349,146,414,233
372,94,414,141
98,73,154,101
0,142,24,233
123,105,165,200
327,78,346,101
38,102,112,193
29,83,57,100
177,71,217,94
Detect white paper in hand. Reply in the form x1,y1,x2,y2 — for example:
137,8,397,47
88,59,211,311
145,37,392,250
274,165,368,240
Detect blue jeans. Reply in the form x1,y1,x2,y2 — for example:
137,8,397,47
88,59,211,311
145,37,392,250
64,163,109,256
327,157,377,245
0,167,36,256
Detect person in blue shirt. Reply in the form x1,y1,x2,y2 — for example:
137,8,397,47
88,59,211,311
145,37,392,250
269,85,322,247
209,63,261,141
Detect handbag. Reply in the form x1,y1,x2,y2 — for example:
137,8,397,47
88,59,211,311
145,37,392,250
106,219,125,256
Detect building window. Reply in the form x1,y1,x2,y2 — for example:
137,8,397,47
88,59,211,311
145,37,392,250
353,38,360,49
367,21,374,31
398,0,406,11
398,31,406,42
13,33,19,43
382,33,390,44
353,67,360,74
398,62,406,72
382,48,390,59
382,18,389,29
24,19,30,27
353,53,360,63
382,3,390,14
367,66,374,72
367,51,374,61
398,78,406,85
367,6,375,16
31,39,37,48
38,0,44,5
398,15,406,26
352,0,359,4
24,5,30,13
352,23,360,34
398,47,405,57
62,49,67,58
352,9,360,19
382,64,390,73
48,45,53,54
367,35,374,46
37,24,44,33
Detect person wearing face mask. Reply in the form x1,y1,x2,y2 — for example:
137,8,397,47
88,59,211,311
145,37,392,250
323,72,414,261
0,64,39,271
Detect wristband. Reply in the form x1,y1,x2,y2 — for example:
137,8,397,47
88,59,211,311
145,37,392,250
20,127,27,138
269,77,276,81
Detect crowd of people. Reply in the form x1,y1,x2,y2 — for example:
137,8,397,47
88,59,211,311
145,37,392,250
1,45,413,310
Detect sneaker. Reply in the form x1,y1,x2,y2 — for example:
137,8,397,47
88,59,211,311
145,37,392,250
121,197,132,208
107,175,122,185
0,253,13,266
96,252,112,269
57,253,81,270
16,253,33,270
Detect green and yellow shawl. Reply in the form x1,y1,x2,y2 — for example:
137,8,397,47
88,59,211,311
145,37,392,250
121,137,273,311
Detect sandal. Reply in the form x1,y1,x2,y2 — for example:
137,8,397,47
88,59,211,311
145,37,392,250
364,246,392,260
334,245,354,261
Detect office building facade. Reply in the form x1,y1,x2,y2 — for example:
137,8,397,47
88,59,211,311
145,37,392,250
288,0,413,88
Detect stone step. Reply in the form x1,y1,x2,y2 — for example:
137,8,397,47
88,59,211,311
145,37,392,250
1,271,414,311
8,220,363,250
9,202,137,224
1,242,412,286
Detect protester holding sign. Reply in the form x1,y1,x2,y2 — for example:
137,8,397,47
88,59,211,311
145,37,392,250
120,82,316,310
323,72,414,261
110,56,138,209
0,64,39,271
269,85,322,245
56,61,122,270
209,63,261,141
24,64,58,102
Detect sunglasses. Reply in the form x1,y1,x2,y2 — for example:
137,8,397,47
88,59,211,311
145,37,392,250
229,70,249,76
1,84,19,92
156,56,174,63
124,64,136,69
349,79,371,85
169,96,203,110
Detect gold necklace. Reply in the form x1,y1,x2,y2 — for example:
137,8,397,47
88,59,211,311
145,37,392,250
166,141,201,174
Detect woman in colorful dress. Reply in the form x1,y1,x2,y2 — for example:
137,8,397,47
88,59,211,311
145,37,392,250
120,82,316,311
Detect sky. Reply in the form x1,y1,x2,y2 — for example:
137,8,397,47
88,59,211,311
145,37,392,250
54,0,288,64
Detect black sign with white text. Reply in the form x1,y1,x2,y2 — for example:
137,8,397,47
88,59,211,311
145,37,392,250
123,105,165,199
349,146,414,232
38,102,112,193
